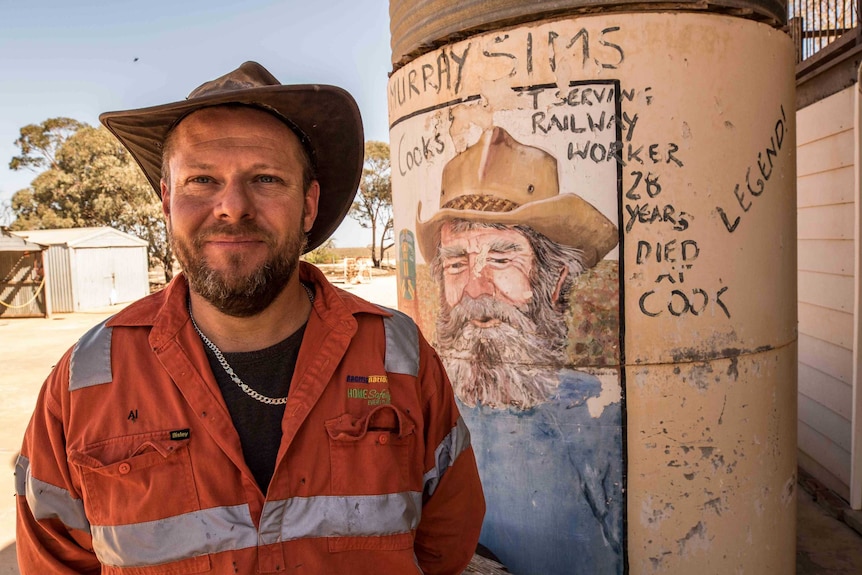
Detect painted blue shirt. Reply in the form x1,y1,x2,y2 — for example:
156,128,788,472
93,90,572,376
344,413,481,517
460,369,623,575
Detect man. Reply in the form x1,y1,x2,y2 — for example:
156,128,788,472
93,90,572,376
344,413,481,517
416,126,623,574
16,61,484,574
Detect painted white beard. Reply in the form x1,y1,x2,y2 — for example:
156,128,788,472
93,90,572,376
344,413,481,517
437,295,564,410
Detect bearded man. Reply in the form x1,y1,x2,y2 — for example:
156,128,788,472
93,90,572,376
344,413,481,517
16,62,484,575
433,219,588,409
416,126,623,574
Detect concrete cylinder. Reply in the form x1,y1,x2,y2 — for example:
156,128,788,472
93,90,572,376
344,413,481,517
388,6,796,574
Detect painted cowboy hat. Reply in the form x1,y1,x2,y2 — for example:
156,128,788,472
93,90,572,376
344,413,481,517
100,61,364,252
416,126,618,267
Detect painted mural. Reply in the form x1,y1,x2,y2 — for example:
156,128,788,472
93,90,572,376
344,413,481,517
389,23,626,574
388,9,800,574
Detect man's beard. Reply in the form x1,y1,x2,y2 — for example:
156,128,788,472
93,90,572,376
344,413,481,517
171,219,306,317
436,295,567,410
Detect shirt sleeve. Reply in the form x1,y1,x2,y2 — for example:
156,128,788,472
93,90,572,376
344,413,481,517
413,336,485,575
15,351,101,574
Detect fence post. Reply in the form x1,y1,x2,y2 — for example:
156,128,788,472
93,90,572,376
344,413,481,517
790,16,804,63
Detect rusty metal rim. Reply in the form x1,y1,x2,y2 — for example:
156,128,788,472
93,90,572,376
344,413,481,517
390,0,788,69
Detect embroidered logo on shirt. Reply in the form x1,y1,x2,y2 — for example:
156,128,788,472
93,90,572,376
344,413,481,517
170,429,191,440
346,375,391,405
345,375,388,384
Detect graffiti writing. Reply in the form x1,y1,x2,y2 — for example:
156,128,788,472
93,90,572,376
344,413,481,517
716,106,788,233
482,27,625,79
389,27,629,114
638,287,730,318
396,131,446,176
532,110,617,135
625,171,662,199
625,204,691,232
636,240,700,264
524,85,617,108
567,140,683,168
620,85,721,319
548,27,625,70
389,44,471,106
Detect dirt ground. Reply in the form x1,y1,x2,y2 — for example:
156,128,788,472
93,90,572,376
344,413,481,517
0,274,396,573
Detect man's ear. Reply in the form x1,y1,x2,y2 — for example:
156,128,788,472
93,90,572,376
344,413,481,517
303,181,320,233
160,180,171,223
551,266,570,305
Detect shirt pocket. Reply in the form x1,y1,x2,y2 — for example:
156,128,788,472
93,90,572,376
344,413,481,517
325,404,418,496
69,431,200,527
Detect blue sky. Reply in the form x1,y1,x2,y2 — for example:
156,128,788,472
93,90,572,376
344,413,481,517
0,0,392,247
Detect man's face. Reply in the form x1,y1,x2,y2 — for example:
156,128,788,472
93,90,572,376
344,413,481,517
436,222,567,410
160,106,319,316
439,225,534,312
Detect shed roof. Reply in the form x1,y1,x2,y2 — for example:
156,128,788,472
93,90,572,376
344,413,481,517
0,230,45,252
12,227,148,248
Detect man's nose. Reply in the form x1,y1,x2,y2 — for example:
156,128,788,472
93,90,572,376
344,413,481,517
215,180,254,221
464,266,495,299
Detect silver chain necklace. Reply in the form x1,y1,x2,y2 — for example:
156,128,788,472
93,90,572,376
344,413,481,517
188,283,315,405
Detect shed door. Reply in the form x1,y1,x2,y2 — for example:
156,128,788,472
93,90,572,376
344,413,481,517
74,247,148,310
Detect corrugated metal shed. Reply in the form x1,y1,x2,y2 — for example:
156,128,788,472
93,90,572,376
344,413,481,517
11,227,149,312
0,230,50,318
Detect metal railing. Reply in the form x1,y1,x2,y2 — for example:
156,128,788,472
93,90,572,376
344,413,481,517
788,0,858,62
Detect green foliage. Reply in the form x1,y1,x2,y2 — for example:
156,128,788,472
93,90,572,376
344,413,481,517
9,117,84,172
8,119,174,281
302,238,337,264
348,141,392,267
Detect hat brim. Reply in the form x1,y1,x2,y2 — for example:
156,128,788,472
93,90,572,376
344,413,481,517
416,193,619,268
100,84,363,253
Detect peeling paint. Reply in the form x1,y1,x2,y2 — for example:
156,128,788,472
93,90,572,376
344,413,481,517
703,497,724,516
676,521,710,555
668,344,775,364
587,371,622,418
727,356,739,380
641,496,675,528
648,550,672,571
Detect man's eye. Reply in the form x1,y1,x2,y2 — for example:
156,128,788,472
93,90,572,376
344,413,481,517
257,175,281,183
488,257,511,265
443,260,467,274
189,176,213,184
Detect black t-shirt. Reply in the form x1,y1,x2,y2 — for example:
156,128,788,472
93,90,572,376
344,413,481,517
202,324,306,492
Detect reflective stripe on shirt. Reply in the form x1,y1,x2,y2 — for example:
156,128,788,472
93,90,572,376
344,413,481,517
91,492,421,567
379,306,419,377
16,454,91,533
260,492,422,544
92,504,257,567
69,318,113,391
70,309,416,387
423,417,472,497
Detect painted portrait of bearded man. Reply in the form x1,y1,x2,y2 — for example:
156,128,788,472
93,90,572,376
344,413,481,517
416,126,624,575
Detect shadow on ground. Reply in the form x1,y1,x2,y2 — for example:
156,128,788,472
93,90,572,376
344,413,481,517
0,542,18,574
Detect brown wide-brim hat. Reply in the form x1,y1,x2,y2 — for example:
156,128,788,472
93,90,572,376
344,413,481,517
416,127,618,267
99,61,364,252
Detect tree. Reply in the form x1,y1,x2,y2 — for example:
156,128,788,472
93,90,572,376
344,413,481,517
348,141,393,268
303,238,337,265
8,119,174,281
9,117,84,172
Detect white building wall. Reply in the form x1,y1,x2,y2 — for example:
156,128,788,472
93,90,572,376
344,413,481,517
797,85,856,500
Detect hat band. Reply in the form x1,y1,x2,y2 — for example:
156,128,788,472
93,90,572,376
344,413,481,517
441,194,520,213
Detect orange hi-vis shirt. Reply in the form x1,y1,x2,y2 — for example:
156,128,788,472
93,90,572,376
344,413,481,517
16,262,484,574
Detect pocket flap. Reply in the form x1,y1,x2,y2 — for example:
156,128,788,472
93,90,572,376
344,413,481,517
325,405,416,442
69,431,189,470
